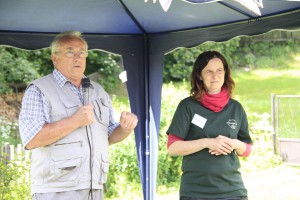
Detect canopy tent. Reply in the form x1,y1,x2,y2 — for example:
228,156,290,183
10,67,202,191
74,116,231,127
0,0,300,199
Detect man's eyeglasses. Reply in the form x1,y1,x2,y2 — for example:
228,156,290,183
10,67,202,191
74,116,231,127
55,51,88,58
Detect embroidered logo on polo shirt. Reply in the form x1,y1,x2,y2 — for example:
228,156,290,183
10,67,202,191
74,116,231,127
227,119,237,129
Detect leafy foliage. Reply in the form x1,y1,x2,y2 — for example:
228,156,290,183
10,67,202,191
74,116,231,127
157,82,189,186
0,157,30,200
164,34,300,82
163,38,240,82
0,47,123,94
0,47,40,93
0,119,19,147
86,50,123,93
105,136,141,198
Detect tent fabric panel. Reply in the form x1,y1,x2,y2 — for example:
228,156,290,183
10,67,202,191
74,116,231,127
150,10,300,55
121,51,148,198
124,0,249,33
1,0,299,35
148,54,165,134
0,0,141,34
0,32,56,50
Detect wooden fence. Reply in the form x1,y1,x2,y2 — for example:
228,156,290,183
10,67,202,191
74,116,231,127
0,142,31,162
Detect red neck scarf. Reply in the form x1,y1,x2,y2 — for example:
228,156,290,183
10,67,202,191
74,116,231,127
198,87,230,112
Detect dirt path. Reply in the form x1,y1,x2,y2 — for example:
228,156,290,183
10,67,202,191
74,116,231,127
155,165,300,200
244,165,300,200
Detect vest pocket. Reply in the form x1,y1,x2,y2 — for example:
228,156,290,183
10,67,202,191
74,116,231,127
99,153,110,184
48,157,82,184
47,141,83,186
92,98,109,126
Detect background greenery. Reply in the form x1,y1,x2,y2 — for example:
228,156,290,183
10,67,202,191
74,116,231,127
0,47,122,94
0,30,299,199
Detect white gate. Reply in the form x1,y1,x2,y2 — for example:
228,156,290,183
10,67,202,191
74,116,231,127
271,94,300,165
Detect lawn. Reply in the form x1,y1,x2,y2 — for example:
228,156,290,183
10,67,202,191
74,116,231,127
233,68,300,114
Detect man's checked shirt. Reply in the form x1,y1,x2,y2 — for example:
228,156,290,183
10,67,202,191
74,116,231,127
19,69,119,147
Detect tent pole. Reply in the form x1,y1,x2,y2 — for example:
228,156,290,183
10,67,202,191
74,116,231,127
144,34,151,200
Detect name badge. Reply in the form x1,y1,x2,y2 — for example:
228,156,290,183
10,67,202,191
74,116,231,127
191,113,207,129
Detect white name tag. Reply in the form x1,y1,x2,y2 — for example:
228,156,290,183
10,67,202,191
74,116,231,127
191,114,207,129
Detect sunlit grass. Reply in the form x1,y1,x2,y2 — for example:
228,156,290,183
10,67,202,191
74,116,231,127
233,68,300,114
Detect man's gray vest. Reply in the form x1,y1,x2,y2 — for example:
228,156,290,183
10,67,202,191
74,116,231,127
30,74,110,194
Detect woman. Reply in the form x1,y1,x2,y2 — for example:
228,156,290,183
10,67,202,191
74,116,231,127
167,51,252,200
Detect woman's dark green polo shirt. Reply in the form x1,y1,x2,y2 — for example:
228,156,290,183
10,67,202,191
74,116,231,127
167,97,252,199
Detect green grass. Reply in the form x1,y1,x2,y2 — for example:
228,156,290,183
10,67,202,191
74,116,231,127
232,66,300,139
170,68,300,118
233,68,300,114
277,97,300,139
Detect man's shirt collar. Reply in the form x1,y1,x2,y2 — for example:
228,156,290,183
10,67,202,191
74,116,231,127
52,68,92,89
53,68,70,89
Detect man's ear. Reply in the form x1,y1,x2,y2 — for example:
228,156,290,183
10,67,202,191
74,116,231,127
51,54,57,66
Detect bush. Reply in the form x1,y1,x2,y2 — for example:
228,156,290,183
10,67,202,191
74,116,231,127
0,157,30,200
86,50,123,93
240,112,282,172
105,135,141,198
163,34,300,83
0,119,19,147
0,47,123,94
0,48,40,93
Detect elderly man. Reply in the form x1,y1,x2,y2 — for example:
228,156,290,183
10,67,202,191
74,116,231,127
19,30,138,200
